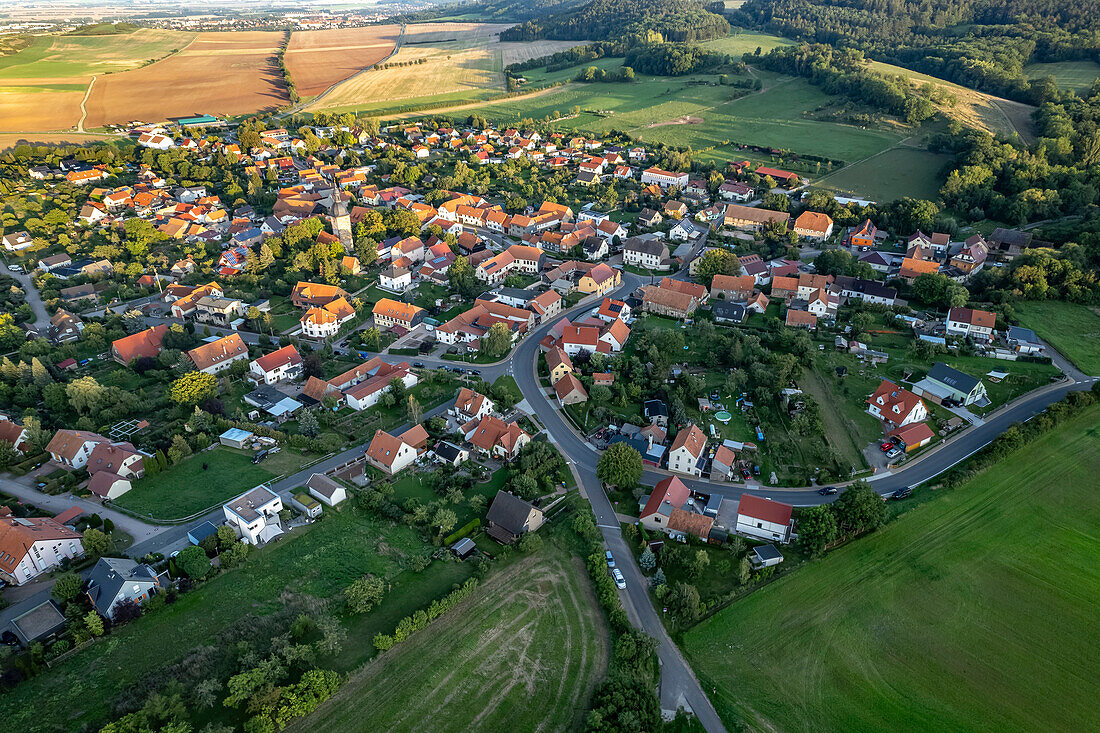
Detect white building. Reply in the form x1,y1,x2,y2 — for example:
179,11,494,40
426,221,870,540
735,495,794,544
667,424,706,477
640,167,689,189
0,512,84,586
223,486,283,545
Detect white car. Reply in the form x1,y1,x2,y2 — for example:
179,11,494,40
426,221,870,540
612,568,626,590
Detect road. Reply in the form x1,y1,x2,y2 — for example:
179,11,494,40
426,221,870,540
8,266,51,328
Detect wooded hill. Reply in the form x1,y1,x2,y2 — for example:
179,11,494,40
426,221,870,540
500,0,731,42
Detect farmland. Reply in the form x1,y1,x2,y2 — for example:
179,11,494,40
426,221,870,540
683,404,1100,732
285,26,399,98
0,27,193,131
1024,60,1100,91
297,548,608,732
1013,300,1100,376
817,144,953,203
307,23,511,114
83,31,289,128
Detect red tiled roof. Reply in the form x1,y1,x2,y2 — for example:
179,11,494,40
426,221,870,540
737,494,792,526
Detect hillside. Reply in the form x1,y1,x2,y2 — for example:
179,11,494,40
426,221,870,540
500,0,730,42
684,403,1100,731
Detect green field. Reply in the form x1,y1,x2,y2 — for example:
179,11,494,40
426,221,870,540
113,447,277,519
0,29,192,80
296,547,608,732
0,506,474,732
817,145,953,203
1024,60,1100,91
1013,300,1100,376
700,31,794,57
683,404,1100,732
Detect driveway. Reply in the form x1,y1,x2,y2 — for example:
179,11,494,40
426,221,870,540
8,266,50,328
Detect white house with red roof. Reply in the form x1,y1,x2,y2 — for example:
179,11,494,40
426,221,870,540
668,424,707,476
866,380,928,429
249,344,303,384
0,508,84,585
946,307,996,342
735,495,794,544
639,476,690,532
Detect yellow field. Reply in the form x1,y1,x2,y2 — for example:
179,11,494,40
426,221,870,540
867,59,1036,143
499,40,587,67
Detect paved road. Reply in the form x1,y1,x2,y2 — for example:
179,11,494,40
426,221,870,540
8,266,50,328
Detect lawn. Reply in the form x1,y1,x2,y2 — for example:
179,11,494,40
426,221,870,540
294,545,608,733
1013,300,1100,376
1023,60,1100,92
0,507,473,732
818,145,953,203
113,447,277,520
683,404,1100,732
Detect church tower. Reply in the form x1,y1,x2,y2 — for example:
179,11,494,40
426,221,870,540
330,196,353,252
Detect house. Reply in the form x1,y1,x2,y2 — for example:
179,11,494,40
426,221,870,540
250,344,303,384
301,297,356,338
0,418,29,454
710,274,755,301
638,477,711,540
637,208,663,228
644,399,668,427
718,181,753,202
194,296,243,326
831,276,897,306
554,373,588,406
0,509,84,586
485,490,544,544
1006,326,1044,355
365,427,421,475
306,473,347,507
343,360,417,411
111,324,168,365
380,264,413,293
640,167,689,189
46,429,106,470
898,257,940,282
710,445,737,480
38,253,72,272
596,298,631,323
641,284,698,319
750,544,784,568
452,387,495,423
86,557,163,619
59,283,99,304
792,211,834,241
669,219,702,242
2,231,33,251
888,422,936,452
577,262,621,296
223,486,284,545
913,362,988,406
372,298,425,330
545,347,574,384
622,237,670,270
187,333,249,374
464,415,530,460
712,301,746,324
946,307,996,342
755,166,798,186
867,380,928,429
431,441,469,467
668,424,706,476
290,281,350,308
950,234,989,274
847,219,878,249
723,204,790,231
735,495,794,544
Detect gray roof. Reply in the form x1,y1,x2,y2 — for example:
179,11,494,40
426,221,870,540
623,237,668,257
486,490,541,535
1007,326,1040,344
225,486,280,523
86,557,158,617
10,599,66,644
752,544,783,562
432,441,465,462
305,473,343,499
712,301,746,322
928,362,982,394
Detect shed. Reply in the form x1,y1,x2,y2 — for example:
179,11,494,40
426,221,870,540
291,493,323,519
187,520,219,546
10,600,66,646
751,544,784,568
219,428,253,449
451,537,477,559
306,473,347,507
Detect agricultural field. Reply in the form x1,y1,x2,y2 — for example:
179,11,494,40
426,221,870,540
0,28,193,131
308,23,511,114
866,59,1036,143
0,132,119,149
816,145,954,203
1013,300,1100,376
683,403,1100,732
700,30,794,57
285,26,399,98
83,31,289,128
296,548,608,733
1024,60,1100,92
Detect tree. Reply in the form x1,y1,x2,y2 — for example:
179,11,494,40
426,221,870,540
482,322,512,357
692,549,710,577
596,442,643,488
407,395,423,424
175,545,211,579
651,568,667,587
693,248,740,287
82,527,110,558
833,480,886,536
362,327,382,351
66,376,105,414
517,532,543,553
666,582,702,622
298,409,320,437
52,572,84,603
345,575,385,614
84,611,104,637
388,377,407,405
432,507,457,535
639,546,656,572
510,472,539,500
798,505,838,556
168,434,191,464
168,372,218,406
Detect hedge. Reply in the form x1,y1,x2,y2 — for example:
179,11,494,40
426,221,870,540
443,518,480,545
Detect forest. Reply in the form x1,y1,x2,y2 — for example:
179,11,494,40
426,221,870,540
500,0,731,42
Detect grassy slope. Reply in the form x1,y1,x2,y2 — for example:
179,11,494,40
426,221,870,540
683,404,1100,732
818,145,953,202
1023,60,1100,91
295,547,608,732
0,507,472,731
1013,300,1100,376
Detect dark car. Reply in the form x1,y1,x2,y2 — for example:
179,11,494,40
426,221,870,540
467,369,481,376
741,468,751,479
892,486,913,500
413,362,426,369
818,486,838,495
1,630,19,647
752,464,761,475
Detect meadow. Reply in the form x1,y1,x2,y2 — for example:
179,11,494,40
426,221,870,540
683,404,1100,732
296,547,608,732
816,145,953,203
1013,300,1100,376
1024,60,1100,92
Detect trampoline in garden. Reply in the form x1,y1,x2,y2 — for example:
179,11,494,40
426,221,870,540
714,410,732,423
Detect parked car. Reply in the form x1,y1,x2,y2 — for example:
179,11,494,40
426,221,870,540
413,362,425,369
605,550,615,568
741,468,751,479
7,265,23,273
885,447,902,459
879,442,894,452
612,568,626,589
818,486,838,495
466,369,480,376
892,486,913,500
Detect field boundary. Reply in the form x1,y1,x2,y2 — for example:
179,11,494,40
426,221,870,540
77,75,94,132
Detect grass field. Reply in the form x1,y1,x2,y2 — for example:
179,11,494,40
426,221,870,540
1013,300,1100,376
683,403,1100,732
113,447,277,519
700,30,794,57
0,505,474,732
84,31,289,128
285,26,399,98
817,144,952,203
1024,60,1100,92
295,548,608,733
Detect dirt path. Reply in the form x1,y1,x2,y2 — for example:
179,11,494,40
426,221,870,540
808,134,920,192
77,76,95,133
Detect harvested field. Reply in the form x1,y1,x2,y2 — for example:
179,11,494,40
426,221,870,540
499,40,587,67
293,550,608,732
647,115,704,127
83,31,289,127
0,132,119,149
285,26,399,97
0,83,85,131
402,22,509,44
